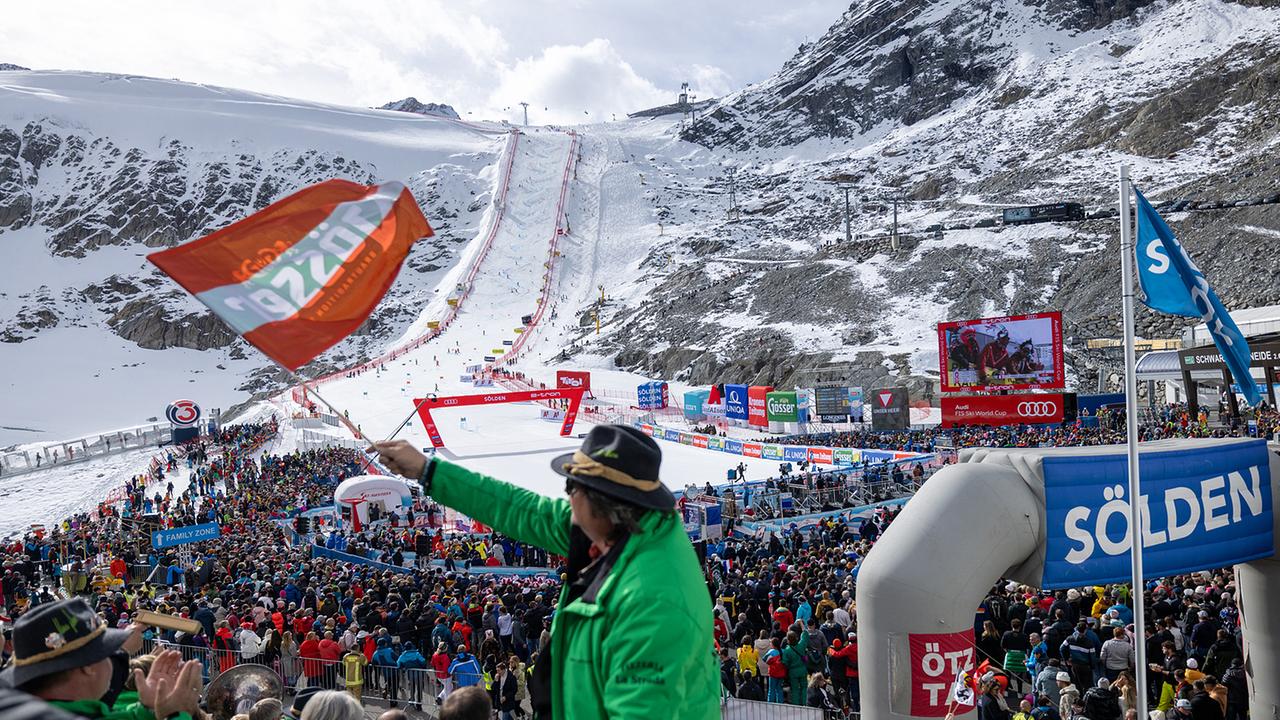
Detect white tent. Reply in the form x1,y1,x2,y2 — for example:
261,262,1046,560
332,475,415,529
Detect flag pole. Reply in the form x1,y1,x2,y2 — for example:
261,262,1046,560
1118,164,1149,718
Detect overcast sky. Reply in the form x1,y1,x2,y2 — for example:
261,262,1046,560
2,0,848,124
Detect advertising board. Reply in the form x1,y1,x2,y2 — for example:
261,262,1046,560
870,387,910,431
747,385,772,427
938,311,1064,392
941,393,1077,428
724,384,749,421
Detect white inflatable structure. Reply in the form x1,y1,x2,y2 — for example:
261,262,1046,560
332,475,415,528
857,438,1279,719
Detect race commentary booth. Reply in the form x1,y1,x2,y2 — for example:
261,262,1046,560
856,438,1280,719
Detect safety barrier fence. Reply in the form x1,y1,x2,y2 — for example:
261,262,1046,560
289,128,523,409
1,423,174,477
140,639,448,712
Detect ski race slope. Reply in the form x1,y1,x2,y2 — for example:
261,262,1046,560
308,127,785,498
0,86,789,529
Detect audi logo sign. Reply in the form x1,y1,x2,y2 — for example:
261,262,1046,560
941,393,1072,428
1017,401,1059,418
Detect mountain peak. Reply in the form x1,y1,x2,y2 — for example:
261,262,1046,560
0,63,31,71
378,97,460,120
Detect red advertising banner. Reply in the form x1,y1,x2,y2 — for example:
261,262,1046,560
808,447,833,464
555,370,591,391
937,311,1064,393
692,435,709,449
742,443,762,458
907,632,975,717
941,393,1068,428
747,385,773,427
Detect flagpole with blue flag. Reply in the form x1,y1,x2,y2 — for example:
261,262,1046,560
1117,165,1149,720
1133,185,1262,407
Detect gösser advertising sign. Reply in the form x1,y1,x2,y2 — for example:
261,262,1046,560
941,393,1075,428
766,391,799,423
1043,440,1274,587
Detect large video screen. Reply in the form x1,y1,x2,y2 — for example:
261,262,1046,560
938,311,1064,392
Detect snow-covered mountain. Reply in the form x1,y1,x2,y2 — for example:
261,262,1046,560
378,97,461,120
5,0,1280,447
572,0,1280,396
0,71,505,444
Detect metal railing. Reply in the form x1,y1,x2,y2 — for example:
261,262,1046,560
141,639,452,711
1,423,174,476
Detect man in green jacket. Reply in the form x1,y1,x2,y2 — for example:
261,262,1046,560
374,424,719,719
0,597,203,720
779,626,809,706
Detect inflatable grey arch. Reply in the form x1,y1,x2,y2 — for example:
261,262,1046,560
857,437,1280,719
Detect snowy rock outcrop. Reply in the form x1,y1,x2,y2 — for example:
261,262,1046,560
378,97,461,120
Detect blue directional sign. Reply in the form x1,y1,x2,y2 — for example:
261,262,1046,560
152,522,221,549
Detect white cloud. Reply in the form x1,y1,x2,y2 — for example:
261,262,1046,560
490,39,671,124
0,0,847,124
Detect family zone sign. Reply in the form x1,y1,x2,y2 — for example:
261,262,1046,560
414,388,587,448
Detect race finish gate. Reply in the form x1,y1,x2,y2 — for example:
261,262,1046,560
414,388,586,448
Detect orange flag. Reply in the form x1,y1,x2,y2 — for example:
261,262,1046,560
148,180,432,370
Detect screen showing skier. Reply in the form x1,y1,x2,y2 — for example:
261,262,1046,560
938,311,1064,392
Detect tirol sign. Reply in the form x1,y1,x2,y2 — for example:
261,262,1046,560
1043,440,1273,587
765,391,799,422
555,370,591,391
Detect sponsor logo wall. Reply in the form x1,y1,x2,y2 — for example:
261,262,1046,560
631,422,930,468
1043,440,1273,587
940,393,1075,428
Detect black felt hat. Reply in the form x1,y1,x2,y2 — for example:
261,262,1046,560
550,424,675,511
0,598,132,688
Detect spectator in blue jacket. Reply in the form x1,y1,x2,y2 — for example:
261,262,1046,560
397,641,429,709
372,636,401,707
449,646,483,689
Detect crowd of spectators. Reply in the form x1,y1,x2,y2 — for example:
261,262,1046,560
1,400,1273,719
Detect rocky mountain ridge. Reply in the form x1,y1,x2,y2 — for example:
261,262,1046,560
378,97,461,120
570,0,1280,396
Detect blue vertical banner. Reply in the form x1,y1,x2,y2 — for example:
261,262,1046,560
724,384,749,421
1042,440,1273,587
1134,188,1260,406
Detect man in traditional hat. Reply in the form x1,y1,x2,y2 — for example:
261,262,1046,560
0,598,202,719
373,424,718,720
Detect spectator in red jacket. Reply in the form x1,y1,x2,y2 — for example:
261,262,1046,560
431,642,454,700
299,631,324,688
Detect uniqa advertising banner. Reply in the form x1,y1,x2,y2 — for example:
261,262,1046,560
724,384,749,421
724,439,744,455
1043,440,1273,587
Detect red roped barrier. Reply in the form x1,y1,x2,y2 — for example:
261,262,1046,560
289,128,522,407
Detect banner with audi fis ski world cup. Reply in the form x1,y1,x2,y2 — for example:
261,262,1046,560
1042,439,1274,587
938,311,1064,393
941,393,1075,428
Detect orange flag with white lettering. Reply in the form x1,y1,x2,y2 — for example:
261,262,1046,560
148,179,432,370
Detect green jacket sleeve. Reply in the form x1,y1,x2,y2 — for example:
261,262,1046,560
601,592,716,720
427,457,571,556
